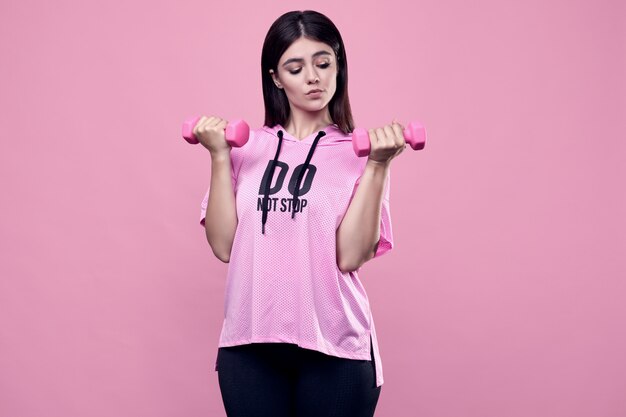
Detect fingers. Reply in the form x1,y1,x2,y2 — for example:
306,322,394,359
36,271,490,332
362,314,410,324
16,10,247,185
192,116,228,137
192,116,206,138
365,120,407,163
376,127,387,147
368,128,378,145
370,121,405,149
392,117,405,131
391,119,405,145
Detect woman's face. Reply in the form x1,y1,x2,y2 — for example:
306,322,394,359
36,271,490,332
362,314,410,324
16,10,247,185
270,37,338,113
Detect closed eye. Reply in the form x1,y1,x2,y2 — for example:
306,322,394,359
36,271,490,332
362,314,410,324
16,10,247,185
289,63,330,75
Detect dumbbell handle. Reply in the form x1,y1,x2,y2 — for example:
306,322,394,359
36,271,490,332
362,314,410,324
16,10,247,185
352,120,426,157
182,117,250,148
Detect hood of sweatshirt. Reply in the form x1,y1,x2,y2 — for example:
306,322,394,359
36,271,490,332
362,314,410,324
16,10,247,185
258,123,352,234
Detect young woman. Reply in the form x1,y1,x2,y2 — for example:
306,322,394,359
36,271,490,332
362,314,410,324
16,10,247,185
195,9,406,417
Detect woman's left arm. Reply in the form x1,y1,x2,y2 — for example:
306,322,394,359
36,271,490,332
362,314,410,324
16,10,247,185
336,120,406,273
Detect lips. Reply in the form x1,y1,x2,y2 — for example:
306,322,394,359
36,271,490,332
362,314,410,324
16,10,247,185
306,89,323,95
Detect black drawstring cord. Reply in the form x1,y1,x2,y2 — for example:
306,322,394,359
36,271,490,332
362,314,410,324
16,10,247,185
262,130,284,234
291,130,326,219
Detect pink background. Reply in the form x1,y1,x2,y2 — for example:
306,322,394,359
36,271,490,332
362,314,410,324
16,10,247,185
1,0,625,416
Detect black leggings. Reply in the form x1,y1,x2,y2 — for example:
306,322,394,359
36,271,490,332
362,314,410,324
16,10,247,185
216,339,382,417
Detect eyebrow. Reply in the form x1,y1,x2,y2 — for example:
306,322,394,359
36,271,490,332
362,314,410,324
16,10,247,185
282,51,332,67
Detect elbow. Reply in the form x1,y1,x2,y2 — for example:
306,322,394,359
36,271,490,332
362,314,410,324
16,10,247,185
206,237,232,263
337,262,355,274
216,252,230,263
210,244,231,263
337,257,362,274
205,223,235,263
337,244,378,273
338,247,377,273
336,229,378,273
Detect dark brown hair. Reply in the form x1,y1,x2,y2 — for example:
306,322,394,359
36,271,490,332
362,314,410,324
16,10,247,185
261,10,354,134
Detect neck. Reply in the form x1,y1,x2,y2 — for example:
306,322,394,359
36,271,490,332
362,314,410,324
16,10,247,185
283,110,334,141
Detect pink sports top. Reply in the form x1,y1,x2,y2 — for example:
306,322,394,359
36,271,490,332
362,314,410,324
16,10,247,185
199,123,393,387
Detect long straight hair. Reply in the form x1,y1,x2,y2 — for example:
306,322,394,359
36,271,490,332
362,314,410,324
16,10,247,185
261,10,355,134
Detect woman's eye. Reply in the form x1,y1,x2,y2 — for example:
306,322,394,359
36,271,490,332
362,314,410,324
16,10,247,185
289,63,330,75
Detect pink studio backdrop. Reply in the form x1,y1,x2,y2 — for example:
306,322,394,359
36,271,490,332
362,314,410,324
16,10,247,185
1,1,624,416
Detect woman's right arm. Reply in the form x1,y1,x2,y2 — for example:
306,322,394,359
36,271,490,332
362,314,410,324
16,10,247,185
193,116,238,263
205,150,237,263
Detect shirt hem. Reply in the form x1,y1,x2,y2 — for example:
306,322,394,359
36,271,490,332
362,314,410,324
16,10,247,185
218,337,372,361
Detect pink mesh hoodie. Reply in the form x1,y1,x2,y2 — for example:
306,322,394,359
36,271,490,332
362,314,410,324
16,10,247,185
200,123,393,388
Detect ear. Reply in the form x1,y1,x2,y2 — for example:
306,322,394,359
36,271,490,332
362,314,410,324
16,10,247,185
269,69,282,88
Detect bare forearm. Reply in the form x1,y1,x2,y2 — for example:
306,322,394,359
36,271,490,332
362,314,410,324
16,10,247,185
336,159,389,272
205,152,237,262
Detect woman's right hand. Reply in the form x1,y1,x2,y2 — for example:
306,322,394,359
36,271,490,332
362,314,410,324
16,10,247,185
192,116,231,157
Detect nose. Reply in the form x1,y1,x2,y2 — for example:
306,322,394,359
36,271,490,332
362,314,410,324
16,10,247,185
306,66,320,84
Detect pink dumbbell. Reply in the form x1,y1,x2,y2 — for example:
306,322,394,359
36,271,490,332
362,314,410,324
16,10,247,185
182,116,250,148
352,121,426,157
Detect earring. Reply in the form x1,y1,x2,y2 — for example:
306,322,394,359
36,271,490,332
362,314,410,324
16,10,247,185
269,70,279,88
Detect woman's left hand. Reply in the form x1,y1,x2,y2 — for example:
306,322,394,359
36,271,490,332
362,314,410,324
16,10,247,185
366,119,407,166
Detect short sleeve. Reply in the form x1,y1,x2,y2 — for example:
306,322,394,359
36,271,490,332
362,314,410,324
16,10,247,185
349,167,394,258
199,133,249,227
